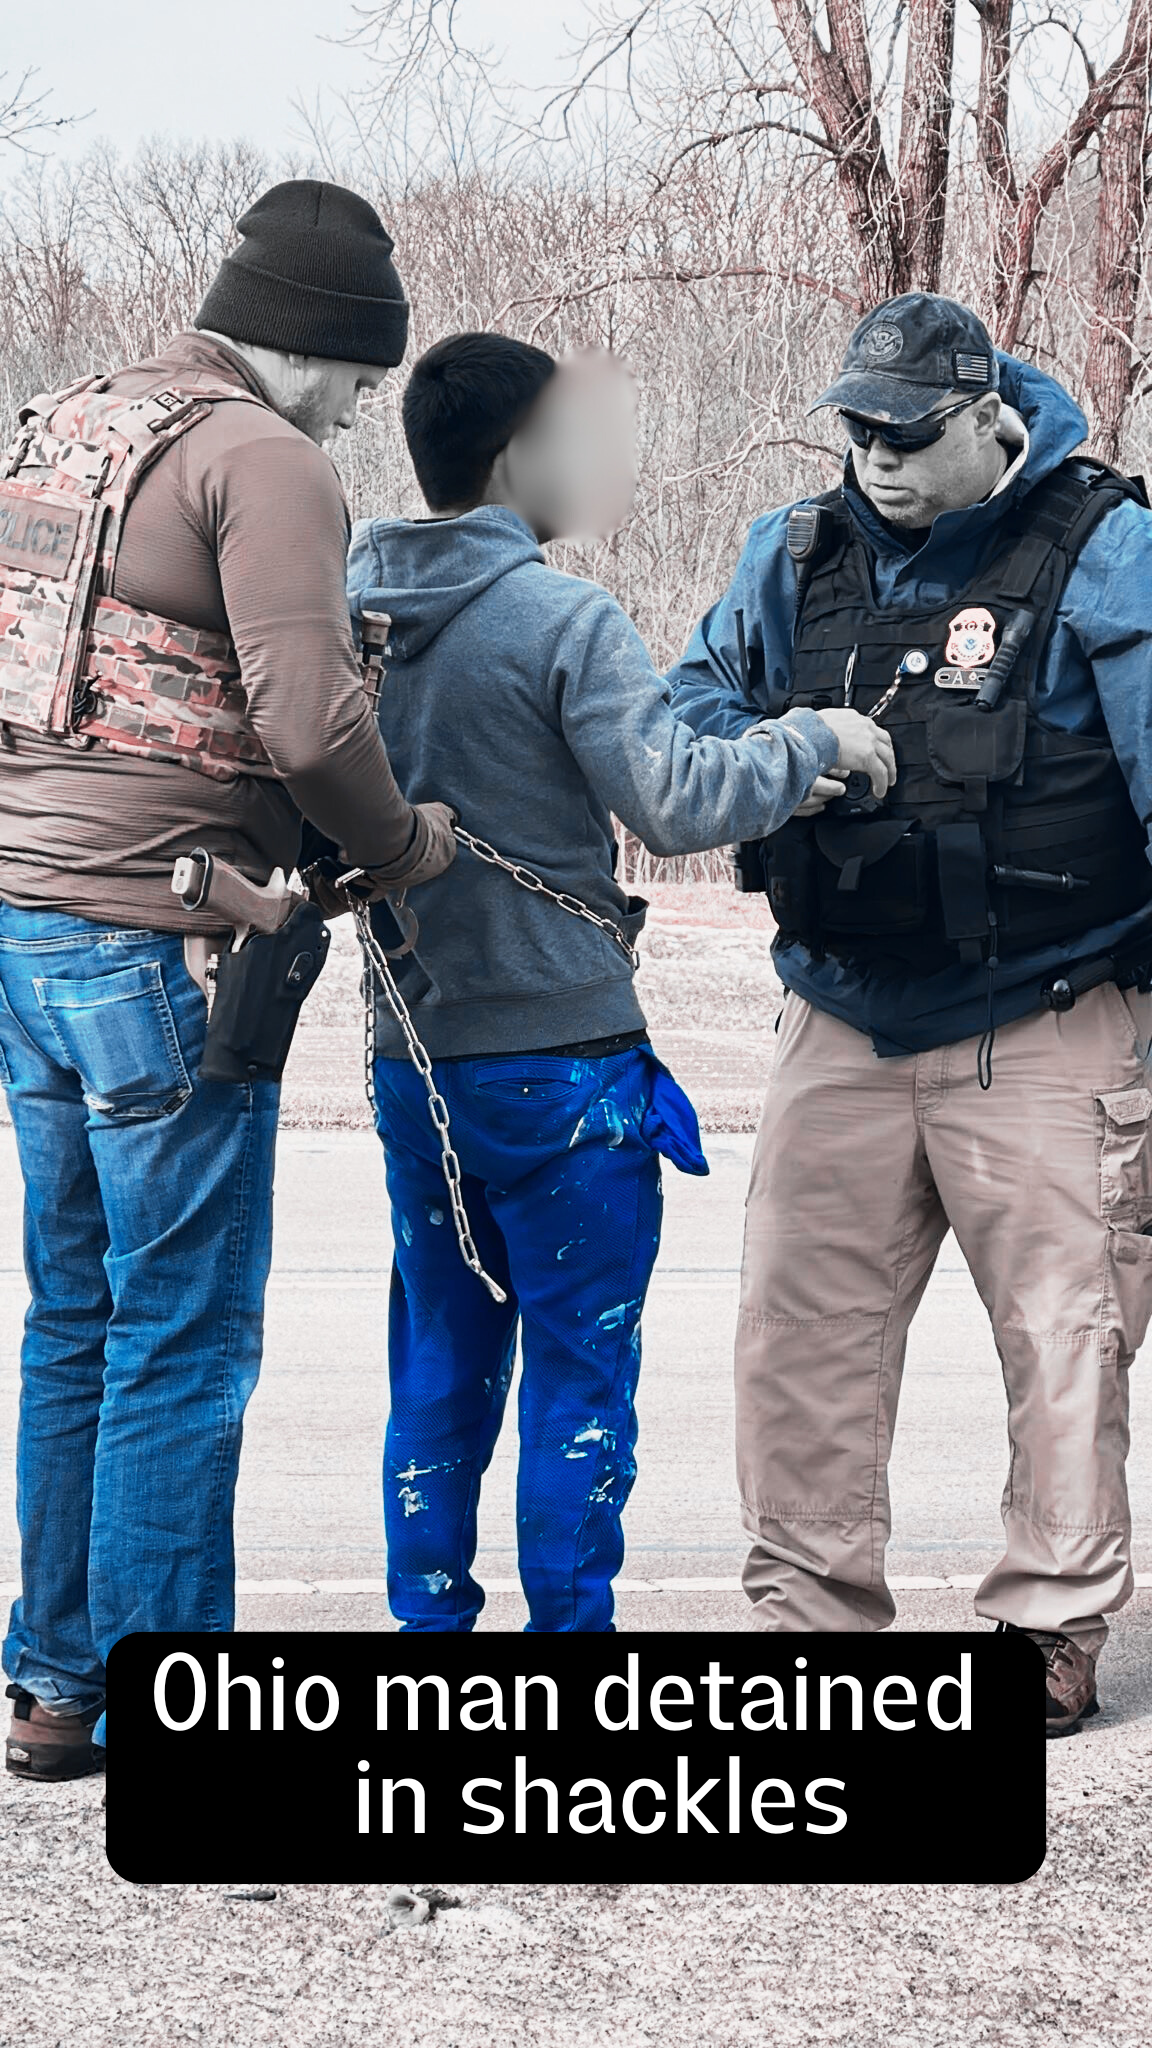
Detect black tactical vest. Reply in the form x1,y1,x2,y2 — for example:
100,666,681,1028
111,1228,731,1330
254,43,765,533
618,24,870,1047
741,458,1152,972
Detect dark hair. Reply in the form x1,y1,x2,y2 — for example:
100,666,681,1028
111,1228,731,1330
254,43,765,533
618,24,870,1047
402,331,557,509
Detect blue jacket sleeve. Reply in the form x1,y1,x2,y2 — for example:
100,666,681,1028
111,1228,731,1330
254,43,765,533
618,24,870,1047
665,505,807,738
1059,498,1152,863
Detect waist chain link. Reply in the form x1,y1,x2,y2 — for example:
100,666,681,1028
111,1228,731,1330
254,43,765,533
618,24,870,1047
349,825,639,1300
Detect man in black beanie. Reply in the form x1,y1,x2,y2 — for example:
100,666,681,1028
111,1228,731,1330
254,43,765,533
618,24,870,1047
195,178,412,443
0,180,455,1783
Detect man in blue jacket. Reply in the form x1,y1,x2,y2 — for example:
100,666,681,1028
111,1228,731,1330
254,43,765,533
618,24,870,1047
346,332,893,1635
668,291,1152,1734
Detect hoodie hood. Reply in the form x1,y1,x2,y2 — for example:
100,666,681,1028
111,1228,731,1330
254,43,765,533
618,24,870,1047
994,349,1088,487
842,349,1089,557
347,504,545,661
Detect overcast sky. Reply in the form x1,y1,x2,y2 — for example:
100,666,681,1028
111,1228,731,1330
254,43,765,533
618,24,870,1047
5,0,590,162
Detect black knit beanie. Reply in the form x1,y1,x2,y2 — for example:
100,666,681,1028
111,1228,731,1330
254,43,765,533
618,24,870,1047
194,179,409,366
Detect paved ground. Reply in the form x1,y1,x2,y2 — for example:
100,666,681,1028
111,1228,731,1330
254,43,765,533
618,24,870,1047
2,886,1152,2042
8,1129,1150,1619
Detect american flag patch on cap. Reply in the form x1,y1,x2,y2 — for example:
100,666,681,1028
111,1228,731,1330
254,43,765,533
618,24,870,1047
953,350,991,383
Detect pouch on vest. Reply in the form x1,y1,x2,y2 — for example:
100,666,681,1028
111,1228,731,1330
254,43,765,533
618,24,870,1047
0,479,103,735
198,900,331,1084
760,821,818,939
813,818,932,935
926,699,1028,813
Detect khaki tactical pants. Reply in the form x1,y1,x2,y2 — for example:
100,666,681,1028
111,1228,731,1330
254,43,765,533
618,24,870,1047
737,984,1152,1652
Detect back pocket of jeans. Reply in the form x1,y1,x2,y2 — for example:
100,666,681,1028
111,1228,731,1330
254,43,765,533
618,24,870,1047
35,961,193,1122
474,1059,584,1102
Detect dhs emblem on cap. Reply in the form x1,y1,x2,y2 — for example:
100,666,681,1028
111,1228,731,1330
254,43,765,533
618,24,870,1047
860,324,905,365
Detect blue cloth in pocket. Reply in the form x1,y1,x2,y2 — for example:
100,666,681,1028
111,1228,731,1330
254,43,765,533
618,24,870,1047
635,1047,709,1177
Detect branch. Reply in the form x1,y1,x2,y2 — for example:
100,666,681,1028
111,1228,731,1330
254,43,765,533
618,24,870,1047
0,67,84,156
660,433,842,485
492,263,863,332
540,2,660,134
650,116,839,194
1022,8,1151,223
1014,10,1098,90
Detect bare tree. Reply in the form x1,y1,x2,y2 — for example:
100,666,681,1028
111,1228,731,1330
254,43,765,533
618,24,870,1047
972,0,1152,350
2,13,1150,863
1079,6,1152,460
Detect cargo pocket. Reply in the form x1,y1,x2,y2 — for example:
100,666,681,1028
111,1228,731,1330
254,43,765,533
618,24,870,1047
1097,1087,1152,1231
35,960,193,1123
1097,1086,1152,1360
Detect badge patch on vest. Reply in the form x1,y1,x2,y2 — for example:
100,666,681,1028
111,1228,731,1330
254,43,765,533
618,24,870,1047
0,483,82,576
936,605,996,689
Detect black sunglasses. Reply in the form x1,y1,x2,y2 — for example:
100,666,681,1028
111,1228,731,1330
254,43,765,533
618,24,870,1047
839,392,985,454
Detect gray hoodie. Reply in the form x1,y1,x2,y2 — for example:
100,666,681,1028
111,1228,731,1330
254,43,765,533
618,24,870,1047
346,505,837,1057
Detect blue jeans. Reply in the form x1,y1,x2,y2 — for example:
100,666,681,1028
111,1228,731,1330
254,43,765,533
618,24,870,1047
372,1047,673,1631
0,907,279,1747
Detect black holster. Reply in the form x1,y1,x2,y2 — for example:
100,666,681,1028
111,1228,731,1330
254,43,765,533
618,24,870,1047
198,900,331,1084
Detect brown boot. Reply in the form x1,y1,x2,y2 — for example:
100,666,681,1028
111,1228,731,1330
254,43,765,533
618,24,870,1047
999,1625,1100,1737
5,1686,105,1781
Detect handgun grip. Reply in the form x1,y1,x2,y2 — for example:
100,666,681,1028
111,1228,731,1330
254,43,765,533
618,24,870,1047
171,848,304,943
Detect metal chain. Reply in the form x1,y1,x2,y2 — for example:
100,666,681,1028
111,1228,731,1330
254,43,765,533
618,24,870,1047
349,896,508,1305
867,676,903,721
361,951,377,1113
452,827,639,968
349,823,637,1301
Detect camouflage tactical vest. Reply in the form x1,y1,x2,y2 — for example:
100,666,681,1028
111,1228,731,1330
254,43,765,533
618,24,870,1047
0,368,278,781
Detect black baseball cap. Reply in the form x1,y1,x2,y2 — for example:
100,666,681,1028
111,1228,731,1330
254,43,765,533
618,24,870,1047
807,292,999,423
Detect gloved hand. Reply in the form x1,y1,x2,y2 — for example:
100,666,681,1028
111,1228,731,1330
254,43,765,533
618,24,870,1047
305,802,458,917
368,800,459,889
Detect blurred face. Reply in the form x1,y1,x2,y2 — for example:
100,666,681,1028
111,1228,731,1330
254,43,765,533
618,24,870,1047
849,390,1005,528
501,349,637,541
276,356,388,444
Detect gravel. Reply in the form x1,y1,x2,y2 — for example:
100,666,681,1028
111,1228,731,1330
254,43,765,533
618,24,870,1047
2,1714,1151,2048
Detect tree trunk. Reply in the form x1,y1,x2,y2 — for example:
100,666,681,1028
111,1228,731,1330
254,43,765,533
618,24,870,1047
773,0,904,303
971,0,1016,331
896,0,957,291
1082,16,1151,463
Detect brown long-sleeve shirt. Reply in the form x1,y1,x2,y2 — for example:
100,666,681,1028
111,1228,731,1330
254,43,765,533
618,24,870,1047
0,332,415,931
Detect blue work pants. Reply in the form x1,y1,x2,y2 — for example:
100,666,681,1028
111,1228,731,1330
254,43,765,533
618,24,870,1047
372,1047,671,1632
